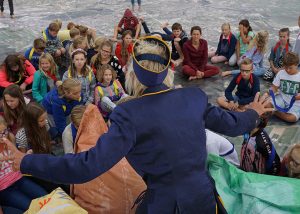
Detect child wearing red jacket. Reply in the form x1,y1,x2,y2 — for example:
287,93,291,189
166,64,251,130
115,30,133,68
0,54,36,97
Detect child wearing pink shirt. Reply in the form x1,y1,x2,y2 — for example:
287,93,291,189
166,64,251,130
0,116,46,212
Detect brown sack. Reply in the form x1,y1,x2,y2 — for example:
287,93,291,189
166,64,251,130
72,104,146,214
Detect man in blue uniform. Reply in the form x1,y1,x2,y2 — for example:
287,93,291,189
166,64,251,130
2,36,273,213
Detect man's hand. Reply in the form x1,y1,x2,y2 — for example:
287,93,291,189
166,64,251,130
0,138,26,172
247,92,274,116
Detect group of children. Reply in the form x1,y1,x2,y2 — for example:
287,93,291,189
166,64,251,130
0,7,300,213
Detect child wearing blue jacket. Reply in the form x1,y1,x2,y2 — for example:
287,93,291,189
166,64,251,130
217,58,260,111
42,78,83,135
24,38,46,70
208,23,237,65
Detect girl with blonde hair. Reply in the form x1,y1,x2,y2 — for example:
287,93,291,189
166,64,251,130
42,78,83,135
222,30,269,77
32,53,60,103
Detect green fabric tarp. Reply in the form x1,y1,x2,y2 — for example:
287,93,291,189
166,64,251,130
207,154,300,214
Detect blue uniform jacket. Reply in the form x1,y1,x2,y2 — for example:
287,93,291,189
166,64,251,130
24,47,43,70
21,85,259,213
42,88,83,134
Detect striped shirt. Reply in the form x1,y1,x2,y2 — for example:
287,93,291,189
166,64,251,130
16,122,50,151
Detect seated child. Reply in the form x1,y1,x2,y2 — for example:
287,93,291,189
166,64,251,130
268,52,300,123
87,36,106,65
24,38,46,70
113,9,141,41
62,27,80,69
280,144,300,178
94,64,128,118
62,105,86,154
42,78,83,135
206,129,239,166
0,116,47,212
139,17,172,41
222,30,269,77
208,23,237,65
240,113,281,175
32,53,60,104
217,58,260,111
0,54,36,96
161,22,188,67
62,48,96,104
182,26,220,80
2,84,30,135
264,28,292,81
115,30,133,68
229,19,255,66
42,22,66,61
75,24,96,49
292,16,300,63
16,102,51,154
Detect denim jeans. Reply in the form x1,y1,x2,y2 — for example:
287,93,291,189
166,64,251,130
131,0,141,6
0,177,47,211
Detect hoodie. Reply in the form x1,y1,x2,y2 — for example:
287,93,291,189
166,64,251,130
42,88,83,134
118,9,139,30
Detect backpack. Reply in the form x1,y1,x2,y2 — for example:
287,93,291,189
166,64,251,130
240,129,281,175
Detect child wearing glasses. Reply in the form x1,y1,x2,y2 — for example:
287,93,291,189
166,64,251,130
222,30,269,77
217,58,260,111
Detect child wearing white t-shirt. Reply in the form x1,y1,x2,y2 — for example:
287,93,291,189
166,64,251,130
206,129,239,166
269,52,300,122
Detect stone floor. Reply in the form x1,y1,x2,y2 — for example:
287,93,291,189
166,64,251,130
173,63,300,158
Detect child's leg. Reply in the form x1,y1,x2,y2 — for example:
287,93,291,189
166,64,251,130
137,0,141,6
141,21,151,34
131,0,135,6
274,111,298,123
216,97,230,109
275,104,300,123
211,55,227,64
101,96,117,112
228,53,237,66
0,0,4,13
203,64,220,77
0,177,47,211
253,67,266,77
208,51,215,58
182,65,197,77
15,177,47,198
221,69,239,77
8,0,13,16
